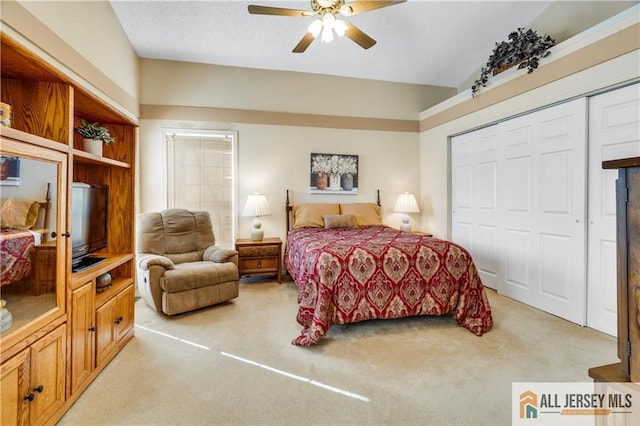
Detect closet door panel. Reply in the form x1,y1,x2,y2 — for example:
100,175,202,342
504,229,531,291
588,83,640,336
451,125,499,289
506,99,587,325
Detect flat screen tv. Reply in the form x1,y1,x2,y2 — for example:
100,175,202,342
71,182,108,272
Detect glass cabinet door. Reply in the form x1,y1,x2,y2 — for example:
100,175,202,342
0,139,67,342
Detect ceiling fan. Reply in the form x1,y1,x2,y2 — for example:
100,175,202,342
248,0,406,53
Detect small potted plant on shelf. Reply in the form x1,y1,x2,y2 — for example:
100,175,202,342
76,119,115,157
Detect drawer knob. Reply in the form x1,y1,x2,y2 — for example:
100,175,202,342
34,385,44,393
24,393,35,402
114,316,124,324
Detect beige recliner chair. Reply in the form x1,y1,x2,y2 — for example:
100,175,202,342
136,209,239,315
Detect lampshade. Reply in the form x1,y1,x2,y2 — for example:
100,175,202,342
393,193,420,214
242,194,272,217
242,193,272,241
394,192,419,233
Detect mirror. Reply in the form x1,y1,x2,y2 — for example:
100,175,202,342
1,154,58,335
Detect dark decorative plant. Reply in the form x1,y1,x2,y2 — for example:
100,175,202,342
472,28,556,97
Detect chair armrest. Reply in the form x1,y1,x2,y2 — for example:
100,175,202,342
137,253,175,270
203,246,238,263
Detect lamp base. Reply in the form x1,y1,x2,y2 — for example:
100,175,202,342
400,216,411,233
251,218,264,241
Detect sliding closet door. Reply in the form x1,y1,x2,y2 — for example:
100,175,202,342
587,83,640,336
451,125,500,290
452,98,587,325
499,98,587,325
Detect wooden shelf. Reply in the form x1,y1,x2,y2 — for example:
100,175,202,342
72,149,131,168
70,253,134,285
0,127,69,153
589,363,629,382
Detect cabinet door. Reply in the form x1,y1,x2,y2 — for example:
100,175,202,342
96,285,134,366
0,348,30,426
114,286,134,342
28,324,66,425
95,297,116,366
0,139,67,350
70,282,95,395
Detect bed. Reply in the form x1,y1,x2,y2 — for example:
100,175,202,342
0,184,51,291
284,191,493,346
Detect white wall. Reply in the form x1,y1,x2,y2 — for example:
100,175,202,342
140,119,421,244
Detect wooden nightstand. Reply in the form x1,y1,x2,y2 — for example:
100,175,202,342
410,231,433,237
235,237,282,283
33,240,57,296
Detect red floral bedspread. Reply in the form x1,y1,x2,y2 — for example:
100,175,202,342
285,226,493,346
0,228,35,286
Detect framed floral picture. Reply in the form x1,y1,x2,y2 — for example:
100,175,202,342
310,153,358,194
0,155,20,186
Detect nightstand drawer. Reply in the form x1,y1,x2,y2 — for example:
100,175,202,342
237,245,280,257
239,257,278,272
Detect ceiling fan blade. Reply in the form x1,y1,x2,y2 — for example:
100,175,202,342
248,5,313,17
344,0,406,16
343,21,376,49
293,32,316,53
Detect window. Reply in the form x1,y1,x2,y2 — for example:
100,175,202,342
165,129,237,248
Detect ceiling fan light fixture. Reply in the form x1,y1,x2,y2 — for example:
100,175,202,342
321,25,334,43
339,4,352,16
322,13,336,26
334,18,348,37
316,0,336,8
308,19,323,37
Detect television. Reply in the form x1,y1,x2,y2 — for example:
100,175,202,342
71,182,108,272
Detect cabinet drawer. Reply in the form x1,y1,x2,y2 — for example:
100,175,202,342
237,245,280,257
239,257,278,272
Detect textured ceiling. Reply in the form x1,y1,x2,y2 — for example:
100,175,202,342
109,0,635,89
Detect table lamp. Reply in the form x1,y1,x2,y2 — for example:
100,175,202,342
242,193,272,241
394,192,420,232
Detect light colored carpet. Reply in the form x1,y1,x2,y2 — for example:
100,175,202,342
59,278,617,425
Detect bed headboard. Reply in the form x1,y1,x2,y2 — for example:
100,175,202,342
40,182,51,242
285,189,381,232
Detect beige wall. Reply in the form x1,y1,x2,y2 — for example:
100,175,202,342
138,59,456,243
140,118,421,244
140,58,454,120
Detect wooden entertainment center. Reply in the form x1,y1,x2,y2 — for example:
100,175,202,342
590,157,640,385
0,32,136,425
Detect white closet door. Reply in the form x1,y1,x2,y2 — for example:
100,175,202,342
499,98,587,325
587,83,640,336
451,125,500,290
451,98,587,325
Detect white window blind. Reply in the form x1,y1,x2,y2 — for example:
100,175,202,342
166,130,237,248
